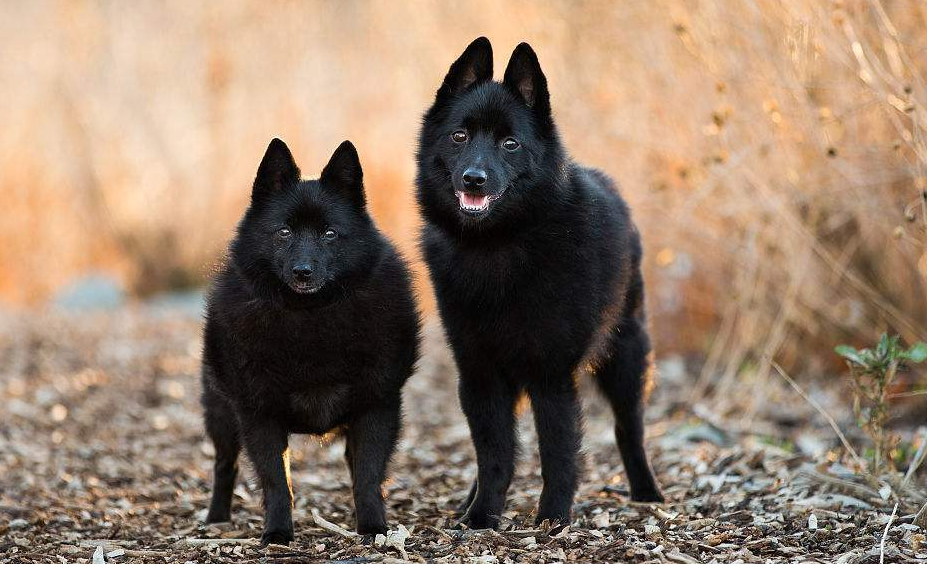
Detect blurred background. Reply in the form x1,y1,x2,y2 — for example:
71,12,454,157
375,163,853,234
1,0,926,374
2,2,927,559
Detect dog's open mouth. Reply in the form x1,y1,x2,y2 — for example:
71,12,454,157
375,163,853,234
456,191,501,214
290,281,324,295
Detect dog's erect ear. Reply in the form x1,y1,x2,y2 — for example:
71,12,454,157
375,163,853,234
320,140,365,208
436,37,493,100
503,42,550,117
253,138,300,201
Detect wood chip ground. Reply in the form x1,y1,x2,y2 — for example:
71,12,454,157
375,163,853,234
1,309,925,563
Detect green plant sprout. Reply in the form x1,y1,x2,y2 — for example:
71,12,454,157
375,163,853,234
835,334,927,475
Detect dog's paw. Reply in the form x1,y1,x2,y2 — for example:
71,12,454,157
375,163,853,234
260,528,294,547
630,489,665,503
358,533,380,545
534,511,570,527
459,510,500,530
205,510,231,524
355,521,387,537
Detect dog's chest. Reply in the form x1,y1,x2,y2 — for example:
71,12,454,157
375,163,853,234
286,383,352,434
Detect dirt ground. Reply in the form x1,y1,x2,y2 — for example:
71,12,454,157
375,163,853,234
1,306,925,563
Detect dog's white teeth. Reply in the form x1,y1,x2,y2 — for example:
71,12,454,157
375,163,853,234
458,193,490,211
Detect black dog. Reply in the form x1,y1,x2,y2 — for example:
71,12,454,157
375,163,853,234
201,139,420,545
416,37,663,529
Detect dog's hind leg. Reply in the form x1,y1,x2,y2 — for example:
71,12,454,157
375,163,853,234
458,480,477,515
593,290,663,502
344,440,355,485
203,386,242,523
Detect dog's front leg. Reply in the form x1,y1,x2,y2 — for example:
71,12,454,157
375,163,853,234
241,417,294,546
459,376,520,530
345,399,401,535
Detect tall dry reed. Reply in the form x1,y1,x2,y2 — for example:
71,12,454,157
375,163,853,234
0,0,924,373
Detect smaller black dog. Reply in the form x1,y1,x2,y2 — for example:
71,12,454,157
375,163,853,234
201,139,420,545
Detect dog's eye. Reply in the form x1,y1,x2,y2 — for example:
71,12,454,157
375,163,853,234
451,130,468,143
502,138,520,152
276,227,292,238
322,229,337,240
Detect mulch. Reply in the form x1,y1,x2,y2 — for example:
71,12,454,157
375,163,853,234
1,307,925,563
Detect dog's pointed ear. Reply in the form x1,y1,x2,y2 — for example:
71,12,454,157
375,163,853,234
253,138,300,201
503,42,550,117
437,37,493,100
320,140,365,208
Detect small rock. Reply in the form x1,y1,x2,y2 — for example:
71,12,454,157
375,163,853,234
144,289,206,317
879,485,892,501
667,422,732,447
592,511,610,529
8,518,29,529
686,518,716,530
53,273,124,311
795,433,828,457
643,524,661,536
384,524,411,558
92,545,105,564
657,355,687,384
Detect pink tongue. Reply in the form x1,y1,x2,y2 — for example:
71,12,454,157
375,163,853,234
462,193,488,206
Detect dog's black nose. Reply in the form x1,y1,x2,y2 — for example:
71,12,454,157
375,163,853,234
292,265,313,280
462,168,487,188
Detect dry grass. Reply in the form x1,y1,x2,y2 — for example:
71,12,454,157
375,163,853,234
0,0,925,368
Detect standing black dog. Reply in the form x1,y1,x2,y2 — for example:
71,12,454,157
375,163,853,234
201,138,420,545
416,37,663,529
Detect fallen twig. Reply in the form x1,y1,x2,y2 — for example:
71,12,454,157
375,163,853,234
901,428,927,489
122,549,170,557
797,469,883,503
769,360,865,468
421,524,454,540
0,505,31,517
914,501,927,529
311,507,359,539
185,538,257,546
500,528,544,538
79,540,138,548
648,505,678,521
880,502,898,564
887,389,927,398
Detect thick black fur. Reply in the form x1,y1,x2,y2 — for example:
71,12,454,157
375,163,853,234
201,139,420,545
416,38,663,529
